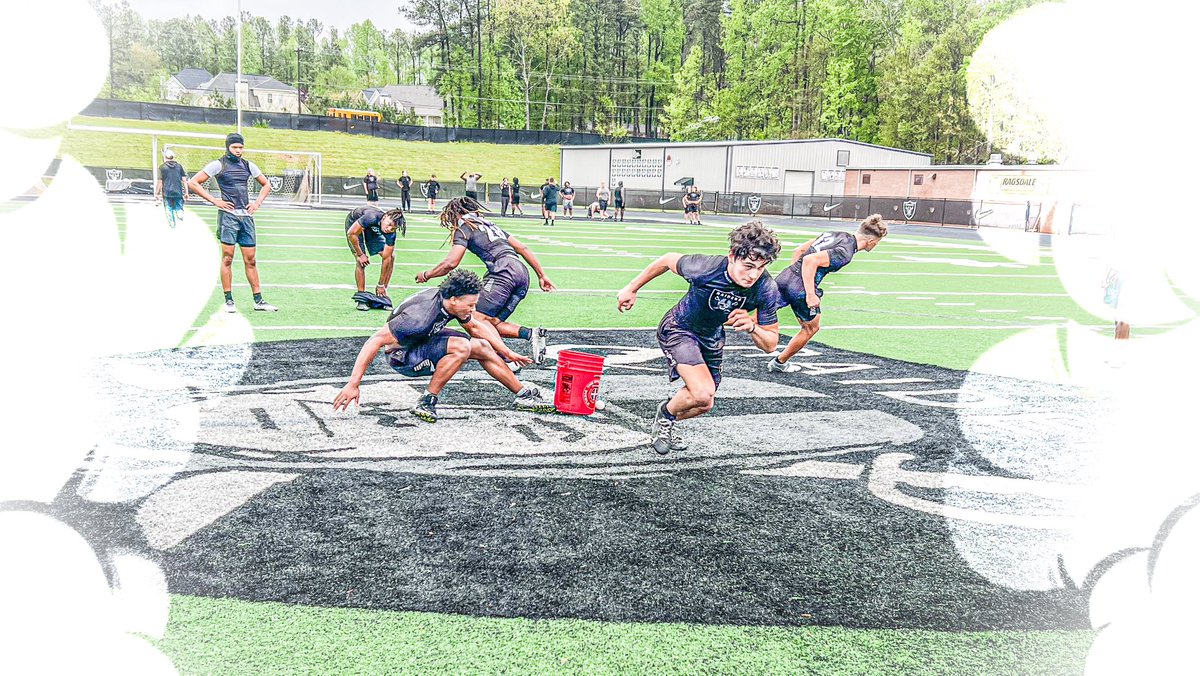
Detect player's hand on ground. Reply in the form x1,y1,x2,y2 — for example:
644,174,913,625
357,254,370,268
617,287,637,313
332,384,360,411
506,350,533,366
539,276,556,292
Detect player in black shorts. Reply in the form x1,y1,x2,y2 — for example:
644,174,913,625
511,177,524,216
396,170,413,211
424,174,441,213
613,180,627,221
332,269,554,422
345,205,406,309
683,185,703,224
363,169,380,202
618,222,783,454
155,148,188,228
767,214,888,373
416,196,557,364
541,177,560,226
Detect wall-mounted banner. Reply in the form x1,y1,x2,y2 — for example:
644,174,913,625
820,169,846,182
612,157,664,179
734,165,780,180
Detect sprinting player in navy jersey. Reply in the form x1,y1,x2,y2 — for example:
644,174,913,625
618,221,783,454
345,205,406,308
332,270,554,422
417,197,557,364
767,214,888,373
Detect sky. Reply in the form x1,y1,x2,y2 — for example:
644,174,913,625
120,0,421,33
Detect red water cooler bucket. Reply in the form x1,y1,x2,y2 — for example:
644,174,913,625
554,350,606,415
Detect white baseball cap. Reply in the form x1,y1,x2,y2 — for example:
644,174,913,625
163,148,175,159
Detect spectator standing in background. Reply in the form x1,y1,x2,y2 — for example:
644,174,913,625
499,177,512,217
363,169,380,203
396,170,413,212
461,171,483,201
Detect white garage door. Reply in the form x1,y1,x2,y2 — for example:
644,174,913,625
784,170,814,196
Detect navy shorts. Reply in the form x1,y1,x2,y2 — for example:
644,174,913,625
614,200,625,209
477,256,530,321
218,211,256,247
599,199,609,211
345,214,396,257
684,204,700,214
657,314,724,389
775,266,823,322
545,201,558,213
366,190,379,202
388,329,467,377
164,195,184,211
512,193,522,204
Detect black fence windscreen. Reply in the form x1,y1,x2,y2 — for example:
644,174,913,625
78,99,667,145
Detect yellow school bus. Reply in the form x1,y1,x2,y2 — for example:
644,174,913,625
326,108,383,122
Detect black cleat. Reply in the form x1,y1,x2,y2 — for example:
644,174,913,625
412,393,438,422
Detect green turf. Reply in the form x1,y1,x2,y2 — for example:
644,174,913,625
42,115,560,181
157,595,1094,675
119,203,1123,371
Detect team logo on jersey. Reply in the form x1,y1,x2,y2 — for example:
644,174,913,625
708,289,747,313
268,176,284,192
747,195,762,214
903,200,918,221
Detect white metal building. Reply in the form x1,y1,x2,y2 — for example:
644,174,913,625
560,139,932,196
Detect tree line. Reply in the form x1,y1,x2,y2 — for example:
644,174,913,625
90,0,1047,162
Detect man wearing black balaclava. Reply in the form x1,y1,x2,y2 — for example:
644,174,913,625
188,132,280,313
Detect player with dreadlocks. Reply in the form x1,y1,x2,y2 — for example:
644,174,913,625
416,196,556,364
618,221,783,455
345,205,407,310
333,269,555,422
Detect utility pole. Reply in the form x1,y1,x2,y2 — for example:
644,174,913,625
236,0,243,133
295,46,307,114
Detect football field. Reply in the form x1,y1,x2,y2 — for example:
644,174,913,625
40,201,1148,673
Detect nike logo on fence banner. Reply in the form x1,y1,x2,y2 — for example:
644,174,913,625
822,202,843,212
659,197,677,205
343,182,362,190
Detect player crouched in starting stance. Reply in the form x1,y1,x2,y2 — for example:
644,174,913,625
767,214,888,373
417,196,556,365
618,221,783,455
346,205,406,310
333,269,555,422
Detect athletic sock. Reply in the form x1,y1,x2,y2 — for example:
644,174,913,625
253,293,264,304
224,291,234,302
517,326,533,340
517,385,532,397
660,402,677,422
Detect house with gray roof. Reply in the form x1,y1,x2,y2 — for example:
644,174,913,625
163,68,212,102
166,70,301,113
363,85,445,126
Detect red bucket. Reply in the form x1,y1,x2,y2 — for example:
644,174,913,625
554,350,606,415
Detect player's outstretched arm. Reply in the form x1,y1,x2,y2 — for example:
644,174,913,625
617,253,683,312
508,236,555,291
333,326,398,410
462,315,532,365
416,245,467,283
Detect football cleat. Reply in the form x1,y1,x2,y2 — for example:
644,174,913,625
766,357,803,373
253,299,279,312
412,394,438,422
513,385,555,413
223,299,237,313
650,400,678,456
356,301,370,311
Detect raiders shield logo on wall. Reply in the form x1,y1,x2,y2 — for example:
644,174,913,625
268,176,285,191
106,169,123,181
903,200,917,221
747,194,762,214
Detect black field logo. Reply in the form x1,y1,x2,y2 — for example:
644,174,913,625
52,331,1106,631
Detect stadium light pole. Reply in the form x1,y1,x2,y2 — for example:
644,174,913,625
236,0,243,134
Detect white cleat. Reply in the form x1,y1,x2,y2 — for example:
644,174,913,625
766,357,803,373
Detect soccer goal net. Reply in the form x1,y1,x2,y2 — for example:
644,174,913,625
163,143,323,206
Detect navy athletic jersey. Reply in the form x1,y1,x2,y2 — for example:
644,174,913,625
387,288,470,346
684,190,702,205
158,161,187,198
779,231,858,294
543,184,560,202
664,254,782,341
452,213,518,271
364,174,379,191
348,206,388,235
561,187,575,198
399,176,412,191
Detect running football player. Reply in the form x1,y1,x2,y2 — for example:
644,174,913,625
417,196,556,364
333,269,555,422
767,214,888,372
617,221,783,454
